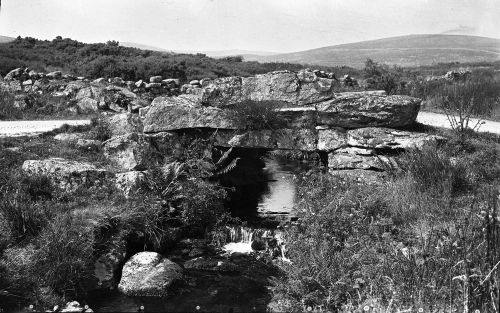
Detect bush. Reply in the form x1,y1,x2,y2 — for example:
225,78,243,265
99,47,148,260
228,100,288,130
0,89,22,120
437,78,500,135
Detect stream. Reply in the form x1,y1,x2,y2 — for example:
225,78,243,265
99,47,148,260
90,153,309,312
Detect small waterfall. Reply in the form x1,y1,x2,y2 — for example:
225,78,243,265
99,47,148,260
223,226,290,262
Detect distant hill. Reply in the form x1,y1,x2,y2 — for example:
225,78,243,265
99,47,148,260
119,42,170,52
245,34,500,68
0,35,15,43
188,50,280,58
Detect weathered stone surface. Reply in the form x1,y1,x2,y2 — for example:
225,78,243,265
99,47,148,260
103,133,154,171
106,113,143,137
328,147,394,171
115,171,146,198
145,131,182,161
347,127,444,150
22,158,113,191
143,95,238,133
92,78,107,85
118,252,183,297
201,69,337,107
145,82,162,89
317,128,348,151
76,97,98,114
94,245,126,289
316,92,421,128
223,129,317,151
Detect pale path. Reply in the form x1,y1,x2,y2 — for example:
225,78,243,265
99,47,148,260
0,120,92,138
0,113,498,138
417,112,500,135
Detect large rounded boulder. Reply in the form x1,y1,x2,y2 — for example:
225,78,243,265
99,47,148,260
118,252,183,297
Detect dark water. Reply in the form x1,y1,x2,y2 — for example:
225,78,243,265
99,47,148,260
90,154,307,312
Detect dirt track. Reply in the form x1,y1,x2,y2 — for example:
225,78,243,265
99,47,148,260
0,112,498,138
0,120,91,138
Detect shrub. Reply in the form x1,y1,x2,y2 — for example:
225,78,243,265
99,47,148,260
228,100,288,130
437,78,500,135
0,89,22,120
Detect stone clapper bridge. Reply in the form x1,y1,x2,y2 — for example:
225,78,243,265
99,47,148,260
18,69,445,304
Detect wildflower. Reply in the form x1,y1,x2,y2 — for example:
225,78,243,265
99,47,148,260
364,305,370,311
418,308,424,313
307,306,313,312
196,306,201,311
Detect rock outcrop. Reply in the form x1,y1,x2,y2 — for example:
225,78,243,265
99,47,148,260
103,133,154,172
118,252,183,297
21,158,113,191
201,69,337,107
316,92,420,128
114,171,147,198
143,95,238,133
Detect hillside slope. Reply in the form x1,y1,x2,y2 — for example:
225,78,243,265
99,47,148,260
246,34,500,68
0,35,15,43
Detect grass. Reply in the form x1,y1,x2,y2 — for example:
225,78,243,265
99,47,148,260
0,123,232,310
270,133,500,312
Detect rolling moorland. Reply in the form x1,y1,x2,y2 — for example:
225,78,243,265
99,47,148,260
0,35,500,312
245,34,500,68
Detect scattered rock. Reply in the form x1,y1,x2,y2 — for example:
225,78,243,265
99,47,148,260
118,252,183,297
317,128,348,151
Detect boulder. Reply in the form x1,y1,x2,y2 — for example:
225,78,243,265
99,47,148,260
346,127,445,150
110,77,125,85
328,147,394,171
76,97,99,114
118,252,183,297
92,78,107,85
201,69,337,107
115,171,146,198
189,79,200,86
46,71,62,79
223,129,317,151
145,82,162,89
21,158,113,192
106,113,143,137
94,246,126,289
103,133,154,171
150,76,163,83
143,95,238,133
4,68,23,80
162,78,180,86
135,80,145,88
316,92,421,128
317,129,348,151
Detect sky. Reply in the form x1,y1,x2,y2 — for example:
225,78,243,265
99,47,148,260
0,0,499,53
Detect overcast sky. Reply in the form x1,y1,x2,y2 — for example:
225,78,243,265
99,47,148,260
0,0,499,52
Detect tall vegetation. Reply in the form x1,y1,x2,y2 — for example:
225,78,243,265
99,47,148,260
271,136,500,312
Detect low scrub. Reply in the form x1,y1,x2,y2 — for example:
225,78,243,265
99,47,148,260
271,138,500,312
228,100,288,130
